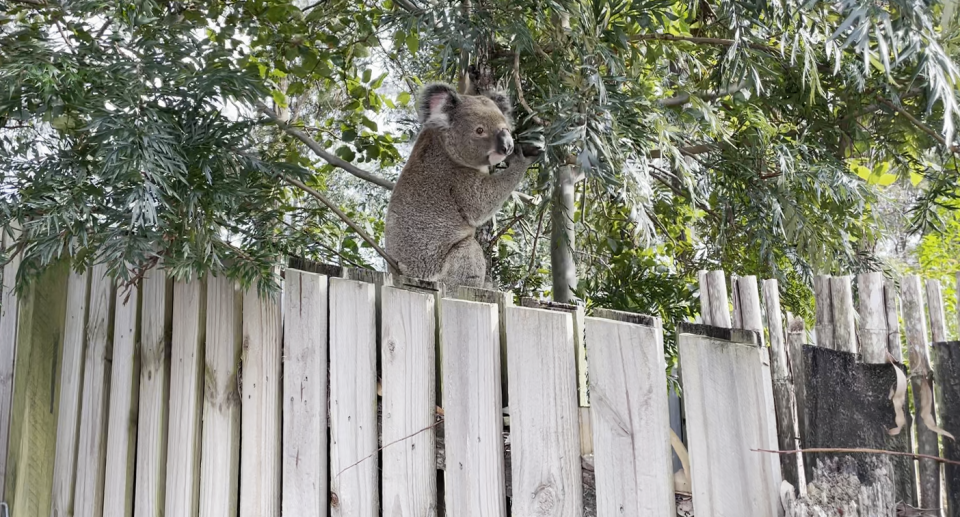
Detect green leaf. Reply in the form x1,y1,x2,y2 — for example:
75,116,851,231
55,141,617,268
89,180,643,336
362,69,371,83
397,91,411,106
406,32,419,54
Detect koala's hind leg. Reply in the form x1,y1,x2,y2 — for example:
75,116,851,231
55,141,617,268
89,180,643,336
439,238,486,288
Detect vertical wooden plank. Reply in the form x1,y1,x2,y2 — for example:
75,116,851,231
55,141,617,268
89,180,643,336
164,280,206,517
282,271,329,517
830,275,857,354
506,307,581,517
927,279,948,343
0,229,23,496
731,273,743,328
762,279,804,492
884,280,903,362
4,261,69,517
199,276,243,517
735,276,764,346
678,324,782,517
902,275,941,509
857,272,887,364
705,270,731,328
239,289,282,517
50,271,90,517
441,298,506,517
698,270,711,324
814,275,834,349
786,317,808,487
329,278,378,517
74,264,115,517
586,314,673,516
934,341,960,517
134,267,173,517
381,286,437,517
103,283,141,517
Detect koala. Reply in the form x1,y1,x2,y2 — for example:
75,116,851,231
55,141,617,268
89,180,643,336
385,83,539,288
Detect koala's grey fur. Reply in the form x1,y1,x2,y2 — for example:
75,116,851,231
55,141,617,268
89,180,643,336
385,83,539,288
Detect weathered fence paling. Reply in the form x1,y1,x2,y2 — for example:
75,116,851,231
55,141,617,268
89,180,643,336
282,271,329,517
4,261,960,516
505,306,582,516
380,285,436,517
586,312,674,515
440,298,506,517
199,276,242,517
329,278,378,517
164,280,205,517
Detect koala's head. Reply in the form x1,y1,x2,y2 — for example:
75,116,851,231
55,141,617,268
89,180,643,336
417,83,515,169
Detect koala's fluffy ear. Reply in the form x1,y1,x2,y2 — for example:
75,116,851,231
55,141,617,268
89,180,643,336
484,90,513,118
418,83,459,128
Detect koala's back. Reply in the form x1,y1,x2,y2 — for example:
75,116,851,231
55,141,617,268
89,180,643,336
385,130,476,279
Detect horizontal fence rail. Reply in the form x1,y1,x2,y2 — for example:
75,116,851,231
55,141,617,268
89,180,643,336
0,261,958,517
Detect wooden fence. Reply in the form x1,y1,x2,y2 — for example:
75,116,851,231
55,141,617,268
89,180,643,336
0,252,959,516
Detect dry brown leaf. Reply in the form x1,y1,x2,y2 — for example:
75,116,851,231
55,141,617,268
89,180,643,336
919,376,955,440
887,351,908,436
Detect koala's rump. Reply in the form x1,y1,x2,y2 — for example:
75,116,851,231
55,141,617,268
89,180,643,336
385,188,474,280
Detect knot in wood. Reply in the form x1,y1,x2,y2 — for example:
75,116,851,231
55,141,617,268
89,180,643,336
387,339,396,352
533,485,557,513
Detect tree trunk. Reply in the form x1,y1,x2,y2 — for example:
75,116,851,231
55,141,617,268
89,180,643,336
551,164,577,303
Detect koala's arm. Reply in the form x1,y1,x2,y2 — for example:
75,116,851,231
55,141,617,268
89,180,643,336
452,154,531,227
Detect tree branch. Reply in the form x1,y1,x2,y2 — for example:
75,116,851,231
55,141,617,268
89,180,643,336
877,97,960,154
392,0,422,13
256,101,397,190
631,33,778,54
281,175,400,272
648,144,714,159
660,81,749,107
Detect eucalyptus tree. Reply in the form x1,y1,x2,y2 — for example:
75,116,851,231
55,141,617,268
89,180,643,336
2,0,959,336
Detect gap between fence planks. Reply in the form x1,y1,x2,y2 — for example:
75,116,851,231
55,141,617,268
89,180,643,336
282,271,329,517
240,286,282,517
441,298,506,517
329,278,378,517
381,286,436,517
74,264,115,517
135,267,173,517
103,282,141,517
506,306,582,516
51,270,91,517
200,276,243,517
164,280,206,517
585,312,674,516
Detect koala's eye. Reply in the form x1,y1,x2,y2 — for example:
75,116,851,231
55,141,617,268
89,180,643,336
475,127,484,135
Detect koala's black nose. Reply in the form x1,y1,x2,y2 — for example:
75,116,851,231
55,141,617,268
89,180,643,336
497,128,514,155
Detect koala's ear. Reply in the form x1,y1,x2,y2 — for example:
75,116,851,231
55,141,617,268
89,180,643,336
418,83,459,128
484,90,513,118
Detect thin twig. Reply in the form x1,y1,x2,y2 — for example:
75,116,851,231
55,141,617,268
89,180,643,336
488,211,526,245
513,50,543,125
281,175,400,272
336,417,443,480
256,101,396,190
753,447,960,467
